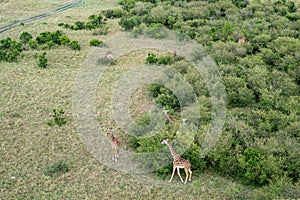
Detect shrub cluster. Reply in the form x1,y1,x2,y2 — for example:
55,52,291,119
0,31,81,65
146,52,182,65
102,8,124,19
58,14,106,31
118,0,300,191
35,30,80,50
0,37,23,62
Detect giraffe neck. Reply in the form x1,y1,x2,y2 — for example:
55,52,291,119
111,134,117,143
164,112,175,123
109,131,117,143
166,142,180,160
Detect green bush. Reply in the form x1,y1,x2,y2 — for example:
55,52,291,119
28,40,38,49
146,52,158,64
146,52,176,65
53,109,67,126
74,21,86,30
119,0,135,11
237,148,268,185
223,76,255,107
157,52,175,65
147,83,180,110
47,109,67,127
35,30,65,47
20,32,33,44
59,14,105,31
59,35,71,45
37,52,47,68
231,0,248,8
43,160,70,177
119,16,141,31
0,37,23,62
36,32,52,44
89,39,103,46
102,8,123,18
69,41,81,50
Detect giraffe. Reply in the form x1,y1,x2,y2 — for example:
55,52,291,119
105,51,114,59
163,110,176,124
107,128,121,162
161,138,192,184
238,36,247,43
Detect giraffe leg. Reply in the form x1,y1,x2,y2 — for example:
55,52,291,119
112,148,117,162
189,168,192,181
184,168,189,184
177,167,184,183
114,148,118,162
112,149,115,161
169,166,176,183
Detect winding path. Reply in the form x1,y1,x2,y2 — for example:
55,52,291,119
0,0,82,34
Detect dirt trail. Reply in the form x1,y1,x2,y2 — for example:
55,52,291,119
0,0,82,34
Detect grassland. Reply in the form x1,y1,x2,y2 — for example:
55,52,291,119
0,0,289,199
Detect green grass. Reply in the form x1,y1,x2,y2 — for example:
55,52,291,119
0,0,276,199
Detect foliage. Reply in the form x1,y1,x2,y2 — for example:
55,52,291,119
69,41,81,50
58,35,71,45
147,83,180,111
34,30,79,51
146,52,177,65
237,148,270,185
20,32,33,44
0,37,23,62
146,52,158,64
37,52,48,68
119,15,141,31
47,109,67,127
59,14,106,30
118,0,300,191
89,39,103,46
36,30,63,45
0,30,79,65
43,160,70,177
102,8,124,18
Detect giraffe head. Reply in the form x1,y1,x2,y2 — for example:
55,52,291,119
161,138,169,145
105,51,114,59
107,128,113,137
163,110,168,114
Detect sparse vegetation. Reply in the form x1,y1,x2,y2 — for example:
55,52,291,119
47,108,67,127
58,14,108,31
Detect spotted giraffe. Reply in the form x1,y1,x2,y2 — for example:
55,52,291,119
161,138,192,184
